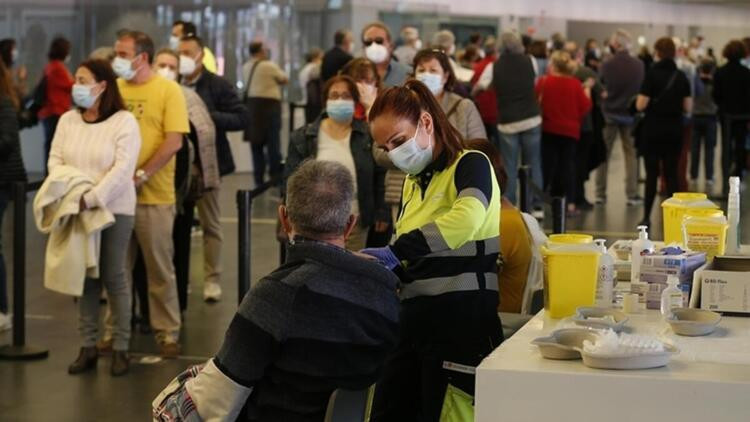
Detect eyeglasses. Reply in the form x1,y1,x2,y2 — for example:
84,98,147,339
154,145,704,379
363,37,385,47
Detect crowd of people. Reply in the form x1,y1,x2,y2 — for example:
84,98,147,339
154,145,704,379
1,17,750,421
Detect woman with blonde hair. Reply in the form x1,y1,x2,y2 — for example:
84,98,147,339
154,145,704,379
535,50,593,216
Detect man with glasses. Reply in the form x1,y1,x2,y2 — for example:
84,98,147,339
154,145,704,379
361,21,409,88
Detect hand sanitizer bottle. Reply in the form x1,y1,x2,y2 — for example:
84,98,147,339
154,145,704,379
594,239,614,307
631,225,655,300
661,276,683,318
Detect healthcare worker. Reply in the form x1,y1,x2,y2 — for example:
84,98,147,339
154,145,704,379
363,79,503,421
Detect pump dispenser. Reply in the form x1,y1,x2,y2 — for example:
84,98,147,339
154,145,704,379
631,225,655,299
727,177,741,255
594,239,614,307
661,276,683,317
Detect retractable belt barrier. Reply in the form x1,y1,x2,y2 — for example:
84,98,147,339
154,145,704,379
236,177,282,306
517,165,566,234
0,180,49,361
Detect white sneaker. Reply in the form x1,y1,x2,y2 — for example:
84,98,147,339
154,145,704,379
203,282,222,303
0,313,12,332
531,209,545,220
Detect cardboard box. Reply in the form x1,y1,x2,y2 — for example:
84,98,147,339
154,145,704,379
699,257,750,314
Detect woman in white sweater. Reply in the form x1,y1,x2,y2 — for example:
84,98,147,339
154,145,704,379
48,59,141,376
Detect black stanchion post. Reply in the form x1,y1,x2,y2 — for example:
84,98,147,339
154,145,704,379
518,166,530,213
237,190,252,306
289,103,296,135
0,182,48,360
552,196,566,234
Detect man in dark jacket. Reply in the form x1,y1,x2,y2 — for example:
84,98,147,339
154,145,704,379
321,29,354,82
178,35,249,302
153,160,400,422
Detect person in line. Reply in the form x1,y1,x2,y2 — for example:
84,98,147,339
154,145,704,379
39,36,74,166
476,32,543,216
528,40,549,78
471,37,500,151
179,35,248,302
568,44,604,210
0,38,27,98
242,41,288,187
299,47,323,123
153,160,400,422
285,75,386,251
584,38,602,71
0,60,27,332
101,30,189,358
638,45,655,70
340,57,381,120
321,29,354,82
48,59,141,376
536,51,593,217
690,59,718,192
413,49,486,141
361,21,410,88
170,20,217,73
151,48,218,316
393,26,421,67
363,80,503,420
431,29,474,84
464,139,534,314
636,37,692,228
596,29,645,206
713,39,750,195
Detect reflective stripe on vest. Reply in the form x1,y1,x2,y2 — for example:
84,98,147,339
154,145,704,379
400,272,499,300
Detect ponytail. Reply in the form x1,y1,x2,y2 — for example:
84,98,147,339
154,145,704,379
369,79,464,166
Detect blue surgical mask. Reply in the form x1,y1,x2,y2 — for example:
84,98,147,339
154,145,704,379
387,119,433,175
72,84,101,109
11,49,18,64
112,56,137,81
326,99,355,122
416,72,444,96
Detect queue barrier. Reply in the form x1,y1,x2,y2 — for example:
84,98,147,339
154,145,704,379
0,180,49,361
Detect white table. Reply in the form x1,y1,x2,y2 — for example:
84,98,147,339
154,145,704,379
476,310,750,422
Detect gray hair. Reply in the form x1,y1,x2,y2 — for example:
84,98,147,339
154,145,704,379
432,30,455,51
610,29,632,52
499,32,524,55
286,160,354,238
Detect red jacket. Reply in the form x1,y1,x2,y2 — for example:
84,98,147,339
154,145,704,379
535,74,591,140
472,55,498,125
39,60,74,119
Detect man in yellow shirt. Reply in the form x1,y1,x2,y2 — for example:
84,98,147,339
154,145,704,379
111,30,189,358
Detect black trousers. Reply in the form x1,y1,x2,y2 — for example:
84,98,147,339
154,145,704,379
720,118,748,192
371,293,503,422
541,132,577,201
644,144,680,221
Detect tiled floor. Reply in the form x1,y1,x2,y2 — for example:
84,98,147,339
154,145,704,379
0,144,745,421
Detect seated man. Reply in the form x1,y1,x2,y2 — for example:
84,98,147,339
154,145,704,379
153,160,400,422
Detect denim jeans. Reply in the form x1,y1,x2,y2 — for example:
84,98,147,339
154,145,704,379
0,190,8,314
690,115,717,181
499,124,543,207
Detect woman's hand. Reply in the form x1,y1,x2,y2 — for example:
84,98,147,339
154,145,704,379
359,247,400,270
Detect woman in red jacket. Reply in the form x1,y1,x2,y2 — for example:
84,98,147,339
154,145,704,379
38,37,74,167
535,50,593,216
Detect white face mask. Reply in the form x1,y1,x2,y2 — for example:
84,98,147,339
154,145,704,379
11,49,18,63
414,39,423,50
179,54,197,76
157,66,177,81
356,82,377,107
387,119,434,175
112,56,137,81
416,72,444,96
365,43,389,64
447,44,456,56
169,36,180,51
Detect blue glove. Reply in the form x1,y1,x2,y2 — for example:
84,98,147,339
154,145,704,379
360,247,400,270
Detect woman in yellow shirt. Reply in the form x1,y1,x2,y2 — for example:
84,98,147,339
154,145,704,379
466,139,533,313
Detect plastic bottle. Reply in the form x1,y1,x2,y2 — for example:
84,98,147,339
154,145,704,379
726,176,741,255
631,225,655,287
594,239,614,307
660,276,684,317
